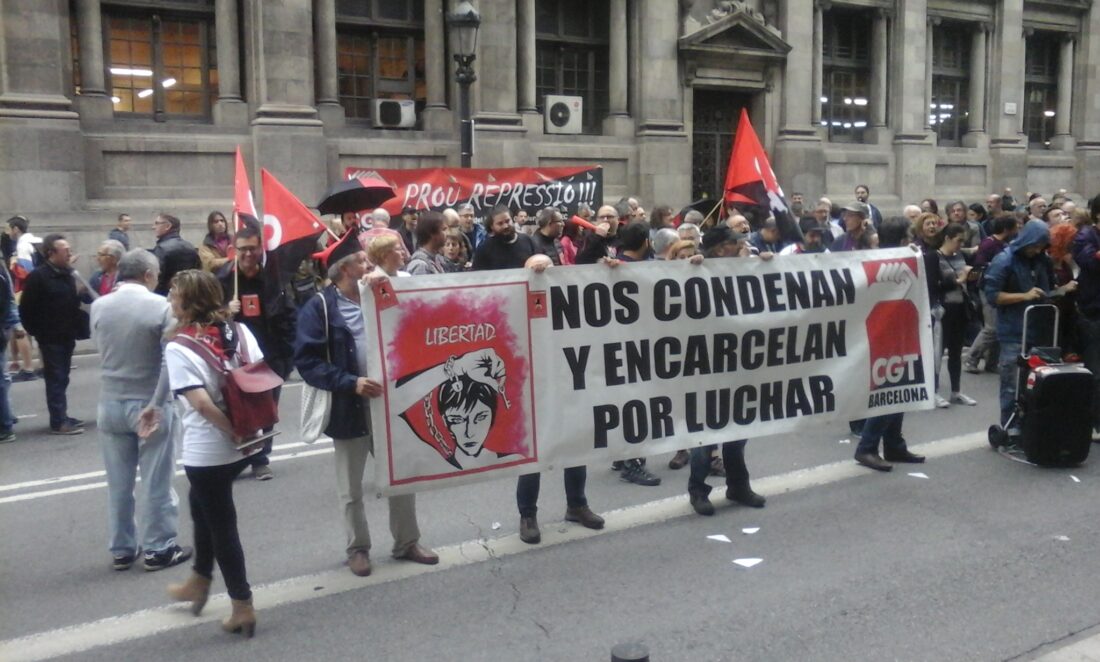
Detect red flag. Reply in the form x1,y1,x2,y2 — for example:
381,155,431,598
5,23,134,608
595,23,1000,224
721,109,801,241
261,169,327,286
228,146,260,260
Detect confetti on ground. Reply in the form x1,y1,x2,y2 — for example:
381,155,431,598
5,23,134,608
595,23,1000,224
707,534,732,543
908,472,929,479
838,439,850,444
1071,476,1081,483
742,527,760,535
1055,535,1071,542
491,522,501,530
733,558,763,568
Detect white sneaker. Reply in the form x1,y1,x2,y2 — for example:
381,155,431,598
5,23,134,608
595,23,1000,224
935,395,951,408
951,392,978,406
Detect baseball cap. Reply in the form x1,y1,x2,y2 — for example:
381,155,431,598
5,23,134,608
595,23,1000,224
841,201,870,217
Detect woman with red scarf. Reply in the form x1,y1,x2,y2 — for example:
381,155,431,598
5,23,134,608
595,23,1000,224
161,269,262,638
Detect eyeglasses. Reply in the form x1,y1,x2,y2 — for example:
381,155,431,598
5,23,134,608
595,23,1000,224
96,252,112,257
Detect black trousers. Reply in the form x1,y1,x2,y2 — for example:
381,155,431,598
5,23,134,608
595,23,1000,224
185,458,252,600
940,304,966,393
39,340,75,429
688,440,749,496
516,466,587,517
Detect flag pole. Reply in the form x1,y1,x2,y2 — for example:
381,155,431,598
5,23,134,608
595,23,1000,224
702,199,723,229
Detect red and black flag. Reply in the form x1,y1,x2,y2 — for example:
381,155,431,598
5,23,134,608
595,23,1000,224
722,109,802,242
228,146,261,261
260,169,327,288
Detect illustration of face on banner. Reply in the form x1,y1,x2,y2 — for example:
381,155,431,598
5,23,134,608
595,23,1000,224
379,283,536,486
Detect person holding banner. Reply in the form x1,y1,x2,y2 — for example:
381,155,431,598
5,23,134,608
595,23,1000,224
294,236,437,576
687,226,766,516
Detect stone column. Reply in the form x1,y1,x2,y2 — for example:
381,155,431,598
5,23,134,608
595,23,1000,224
776,0,826,201
870,9,887,129
515,0,536,113
891,0,935,208
1074,0,1100,194
312,0,343,128
607,0,628,117
213,0,248,125
75,0,106,96
421,0,450,130
471,0,521,131
811,1,826,126
988,0,1027,190
1054,37,1074,136
964,24,987,140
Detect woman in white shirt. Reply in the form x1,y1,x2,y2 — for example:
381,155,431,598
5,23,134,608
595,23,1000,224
163,269,261,638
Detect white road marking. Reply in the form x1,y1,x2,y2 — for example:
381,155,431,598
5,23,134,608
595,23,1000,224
0,432,988,662
0,445,334,505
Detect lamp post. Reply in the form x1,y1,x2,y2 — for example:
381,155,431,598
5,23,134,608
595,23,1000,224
446,1,481,168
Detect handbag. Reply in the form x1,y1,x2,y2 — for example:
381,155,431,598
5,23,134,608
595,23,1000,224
299,293,332,443
172,323,284,442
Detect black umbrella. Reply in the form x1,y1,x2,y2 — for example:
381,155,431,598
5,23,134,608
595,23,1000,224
677,198,723,226
316,177,396,216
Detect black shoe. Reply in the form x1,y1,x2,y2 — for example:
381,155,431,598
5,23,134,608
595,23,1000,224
855,452,893,472
0,430,14,444
611,461,624,471
689,492,715,516
12,370,35,382
519,516,541,544
112,550,139,571
620,462,661,486
143,544,193,572
883,449,925,463
49,423,83,436
564,506,605,530
66,417,85,428
726,485,766,508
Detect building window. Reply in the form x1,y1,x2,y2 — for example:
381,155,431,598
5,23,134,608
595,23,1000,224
821,8,872,143
103,4,218,119
930,24,971,146
71,15,82,95
1024,32,1059,147
335,0,425,123
535,0,609,134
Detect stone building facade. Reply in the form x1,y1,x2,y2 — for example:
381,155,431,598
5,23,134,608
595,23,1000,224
0,0,1097,248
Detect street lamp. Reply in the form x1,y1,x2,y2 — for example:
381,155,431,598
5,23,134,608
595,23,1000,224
446,1,481,168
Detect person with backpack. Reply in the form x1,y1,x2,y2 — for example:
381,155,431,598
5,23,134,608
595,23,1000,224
162,269,264,638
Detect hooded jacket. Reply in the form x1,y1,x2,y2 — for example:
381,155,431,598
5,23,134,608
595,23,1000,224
983,219,1053,342
1072,224,1100,318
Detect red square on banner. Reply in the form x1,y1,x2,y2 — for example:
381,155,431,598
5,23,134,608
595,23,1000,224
528,290,548,319
372,279,399,310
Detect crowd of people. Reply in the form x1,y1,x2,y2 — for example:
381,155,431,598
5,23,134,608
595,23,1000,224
3,182,1099,639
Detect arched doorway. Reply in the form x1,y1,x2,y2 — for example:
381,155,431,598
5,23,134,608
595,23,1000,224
691,89,752,201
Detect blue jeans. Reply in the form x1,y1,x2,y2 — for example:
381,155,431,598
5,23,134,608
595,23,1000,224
516,466,587,517
998,339,1022,427
0,336,14,432
856,413,906,455
98,399,180,556
688,439,748,496
39,340,75,428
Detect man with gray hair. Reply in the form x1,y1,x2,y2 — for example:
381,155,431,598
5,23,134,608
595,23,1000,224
91,249,191,572
682,209,705,227
651,227,680,260
457,203,486,251
90,239,125,296
356,208,409,267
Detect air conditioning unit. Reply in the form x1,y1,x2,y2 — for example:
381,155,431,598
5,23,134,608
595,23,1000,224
544,95,583,134
372,99,417,128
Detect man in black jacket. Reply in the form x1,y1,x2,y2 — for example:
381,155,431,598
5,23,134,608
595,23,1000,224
529,207,565,265
18,234,89,435
151,213,200,295
471,205,536,270
218,226,296,480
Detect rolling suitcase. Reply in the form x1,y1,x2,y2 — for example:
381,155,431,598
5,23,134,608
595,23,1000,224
1020,360,1093,466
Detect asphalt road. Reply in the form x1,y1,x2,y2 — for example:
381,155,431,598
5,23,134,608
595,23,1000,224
1,355,1097,661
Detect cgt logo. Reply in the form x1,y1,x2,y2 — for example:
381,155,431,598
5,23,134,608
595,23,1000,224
863,257,918,286
866,299,925,390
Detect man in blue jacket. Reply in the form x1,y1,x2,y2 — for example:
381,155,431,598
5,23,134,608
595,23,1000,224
983,220,1076,433
1072,196,1100,436
294,240,438,577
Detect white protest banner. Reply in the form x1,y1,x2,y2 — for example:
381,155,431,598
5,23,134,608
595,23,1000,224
362,248,934,495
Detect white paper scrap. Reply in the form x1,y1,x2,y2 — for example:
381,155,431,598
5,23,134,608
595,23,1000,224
1055,535,1071,542
742,527,760,535
908,472,929,479
733,558,763,568
491,522,501,530
838,438,851,444
1071,476,1081,483
707,534,732,543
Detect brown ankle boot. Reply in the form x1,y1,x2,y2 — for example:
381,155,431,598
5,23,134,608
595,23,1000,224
222,598,256,638
166,573,212,616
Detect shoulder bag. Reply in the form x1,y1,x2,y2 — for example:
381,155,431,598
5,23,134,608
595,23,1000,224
299,293,332,443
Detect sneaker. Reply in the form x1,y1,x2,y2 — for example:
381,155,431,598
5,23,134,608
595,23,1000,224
252,465,274,481
0,430,14,444
12,370,35,382
963,364,982,375
66,417,85,428
620,460,661,486
143,544,193,572
951,392,977,406
49,423,83,435
112,550,140,571
611,461,624,471
934,395,951,408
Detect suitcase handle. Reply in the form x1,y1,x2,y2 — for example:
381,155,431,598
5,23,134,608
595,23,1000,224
1021,304,1059,354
